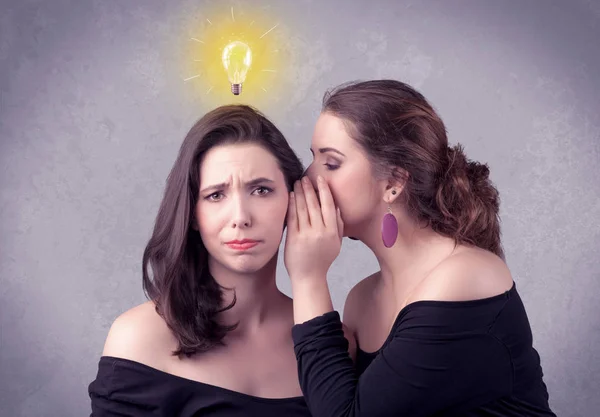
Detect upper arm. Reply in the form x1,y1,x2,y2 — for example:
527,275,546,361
342,273,377,328
342,287,359,362
342,285,360,335
342,274,378,363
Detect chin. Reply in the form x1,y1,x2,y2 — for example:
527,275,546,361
229,254,276,274
227,260,264,274
232,266,264,275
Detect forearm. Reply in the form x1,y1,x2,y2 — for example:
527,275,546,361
292,310,356,417
291,276,334,324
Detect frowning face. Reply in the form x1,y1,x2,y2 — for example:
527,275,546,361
196,143,289,274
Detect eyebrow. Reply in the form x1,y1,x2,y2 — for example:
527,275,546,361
200,177,275,194
310,147,346,158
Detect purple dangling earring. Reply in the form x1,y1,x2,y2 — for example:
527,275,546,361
381,191,398,248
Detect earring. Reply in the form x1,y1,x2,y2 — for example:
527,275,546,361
381,205,398,248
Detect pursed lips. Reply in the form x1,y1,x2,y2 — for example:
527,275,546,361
224,239,260,250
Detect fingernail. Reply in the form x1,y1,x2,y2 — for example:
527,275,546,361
302,176,309,184
317,175,324,183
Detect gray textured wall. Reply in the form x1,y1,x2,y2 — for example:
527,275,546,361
1,0,599,416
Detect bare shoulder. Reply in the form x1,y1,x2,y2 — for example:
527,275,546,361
102,301,175,367
342,271,380,327
410,246,513,304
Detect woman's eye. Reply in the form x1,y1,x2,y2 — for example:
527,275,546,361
324,163,340,171
206,192,223,201
253,186,273,196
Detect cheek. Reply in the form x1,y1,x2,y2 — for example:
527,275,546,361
326,172,374,223
326,170,362,206
306,164,342,202
262,195,288,228
196,204,223,242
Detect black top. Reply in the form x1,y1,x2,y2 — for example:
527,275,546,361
88,356,310,417
292,282,556,417
354,344,377,377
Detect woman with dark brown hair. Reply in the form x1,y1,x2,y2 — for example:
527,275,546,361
283,80,556,416
88,105,313,416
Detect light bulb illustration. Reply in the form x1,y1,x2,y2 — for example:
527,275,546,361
185,7,280,96
221,41,252,95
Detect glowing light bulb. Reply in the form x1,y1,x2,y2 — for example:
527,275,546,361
221,41,252,95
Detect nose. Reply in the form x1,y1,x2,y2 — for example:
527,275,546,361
231,195,252,229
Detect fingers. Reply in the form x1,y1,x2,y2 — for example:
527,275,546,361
301,177,324,228
316,176,338,229
287,192,298,233
294,180,310,230
336,207,344,241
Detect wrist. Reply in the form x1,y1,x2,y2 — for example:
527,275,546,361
289,271,327,283
291,278,334,324
291,275,327,294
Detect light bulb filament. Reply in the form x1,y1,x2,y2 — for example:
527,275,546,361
222,41,252,95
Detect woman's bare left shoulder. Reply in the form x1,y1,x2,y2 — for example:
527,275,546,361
415,246,513,303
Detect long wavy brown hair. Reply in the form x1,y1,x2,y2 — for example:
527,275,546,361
322,80,504,259
142,105,303,357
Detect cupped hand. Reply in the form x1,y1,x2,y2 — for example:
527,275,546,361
284,175,344,282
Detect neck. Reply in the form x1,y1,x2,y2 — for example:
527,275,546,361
356,206,456,299
208,253,285,337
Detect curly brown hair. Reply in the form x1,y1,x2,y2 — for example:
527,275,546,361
322,80,504,259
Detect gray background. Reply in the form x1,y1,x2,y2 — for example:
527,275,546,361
1,0,599,416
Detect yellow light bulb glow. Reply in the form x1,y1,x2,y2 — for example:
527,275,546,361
182,6,286,107
221,41,252,95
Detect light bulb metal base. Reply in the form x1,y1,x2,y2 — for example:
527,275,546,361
231,83,242,95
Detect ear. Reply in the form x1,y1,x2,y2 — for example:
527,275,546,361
383,167,408,204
